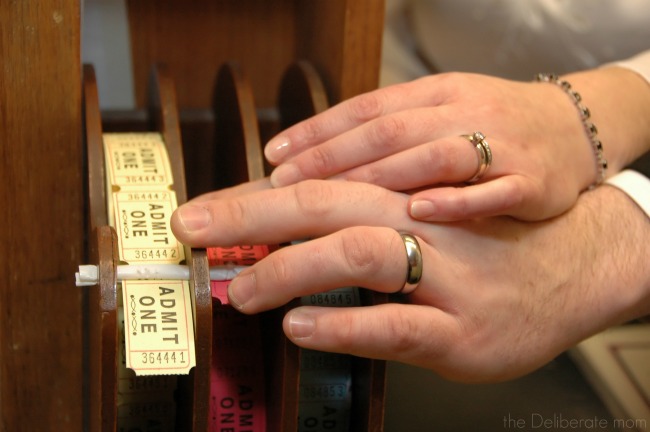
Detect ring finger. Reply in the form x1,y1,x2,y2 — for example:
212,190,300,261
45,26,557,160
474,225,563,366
227,227,444,313
334,134,499,190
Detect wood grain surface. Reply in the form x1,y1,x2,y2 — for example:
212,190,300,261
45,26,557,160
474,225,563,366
0,2,84,430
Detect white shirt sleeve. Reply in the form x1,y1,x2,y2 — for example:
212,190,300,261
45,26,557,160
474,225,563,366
608,50,650,85
605,50,650,218
605,167,650,220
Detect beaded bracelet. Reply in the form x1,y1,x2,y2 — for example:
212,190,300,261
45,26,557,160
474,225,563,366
534,73,608,189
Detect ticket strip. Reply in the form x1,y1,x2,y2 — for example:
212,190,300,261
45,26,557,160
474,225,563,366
297,289,359,432
208,63,269,432
82,61,386,431
208,245,268,432
106,131,194,430
83,64,212,431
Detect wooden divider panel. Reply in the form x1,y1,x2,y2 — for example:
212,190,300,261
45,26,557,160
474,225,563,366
127,0,383,109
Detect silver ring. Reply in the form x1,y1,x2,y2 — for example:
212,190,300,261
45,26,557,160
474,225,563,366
398,233,422,294
463,131,492,183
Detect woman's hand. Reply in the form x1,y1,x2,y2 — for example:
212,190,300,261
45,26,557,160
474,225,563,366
263,68,650,221
170,180,650,382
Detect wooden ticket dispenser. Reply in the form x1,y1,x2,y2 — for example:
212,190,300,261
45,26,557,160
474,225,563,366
123,0,384,197
0,1,385,430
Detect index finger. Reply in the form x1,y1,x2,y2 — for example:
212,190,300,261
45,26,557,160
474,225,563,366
170,180,413,248
188,178,272,203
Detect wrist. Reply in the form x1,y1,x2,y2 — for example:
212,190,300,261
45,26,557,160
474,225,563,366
564,67,650,176
534,73,607,188
583,185,650,323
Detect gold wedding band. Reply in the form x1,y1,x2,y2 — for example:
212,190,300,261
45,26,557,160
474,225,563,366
398,233,422,294
463,131,492,183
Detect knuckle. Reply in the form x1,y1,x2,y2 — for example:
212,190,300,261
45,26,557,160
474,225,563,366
268,253,292,287
292,180,335,219
300,118,322,142
370,115,407,146
504,180,526,208
338,229,385,278
309,146,336,176
420,142,463,180
384,310,422,354
344,164,382,185
420,144,446,176
432,72,466,96
219,199,248,236
502,178,539,219
330,312,358,353
435,142,464,177
447,193,470,219
348,92,384,122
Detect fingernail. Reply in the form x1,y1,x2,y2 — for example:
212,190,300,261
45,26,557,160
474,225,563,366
176,205,211,233
288,310,315,339
410,200,436,219
228,273,256,310
270,163,301,188
265,137,291,164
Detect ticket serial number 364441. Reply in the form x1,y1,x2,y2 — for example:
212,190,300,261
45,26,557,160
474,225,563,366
139,351,188,365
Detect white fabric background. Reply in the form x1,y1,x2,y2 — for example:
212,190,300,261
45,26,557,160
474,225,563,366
382,0,650,85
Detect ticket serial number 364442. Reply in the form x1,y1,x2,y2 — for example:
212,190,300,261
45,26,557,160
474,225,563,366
131,249,179,260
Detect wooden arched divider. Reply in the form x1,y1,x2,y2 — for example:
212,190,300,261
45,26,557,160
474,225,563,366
278,60,388,432
83,59,385,431
83,63,212,432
